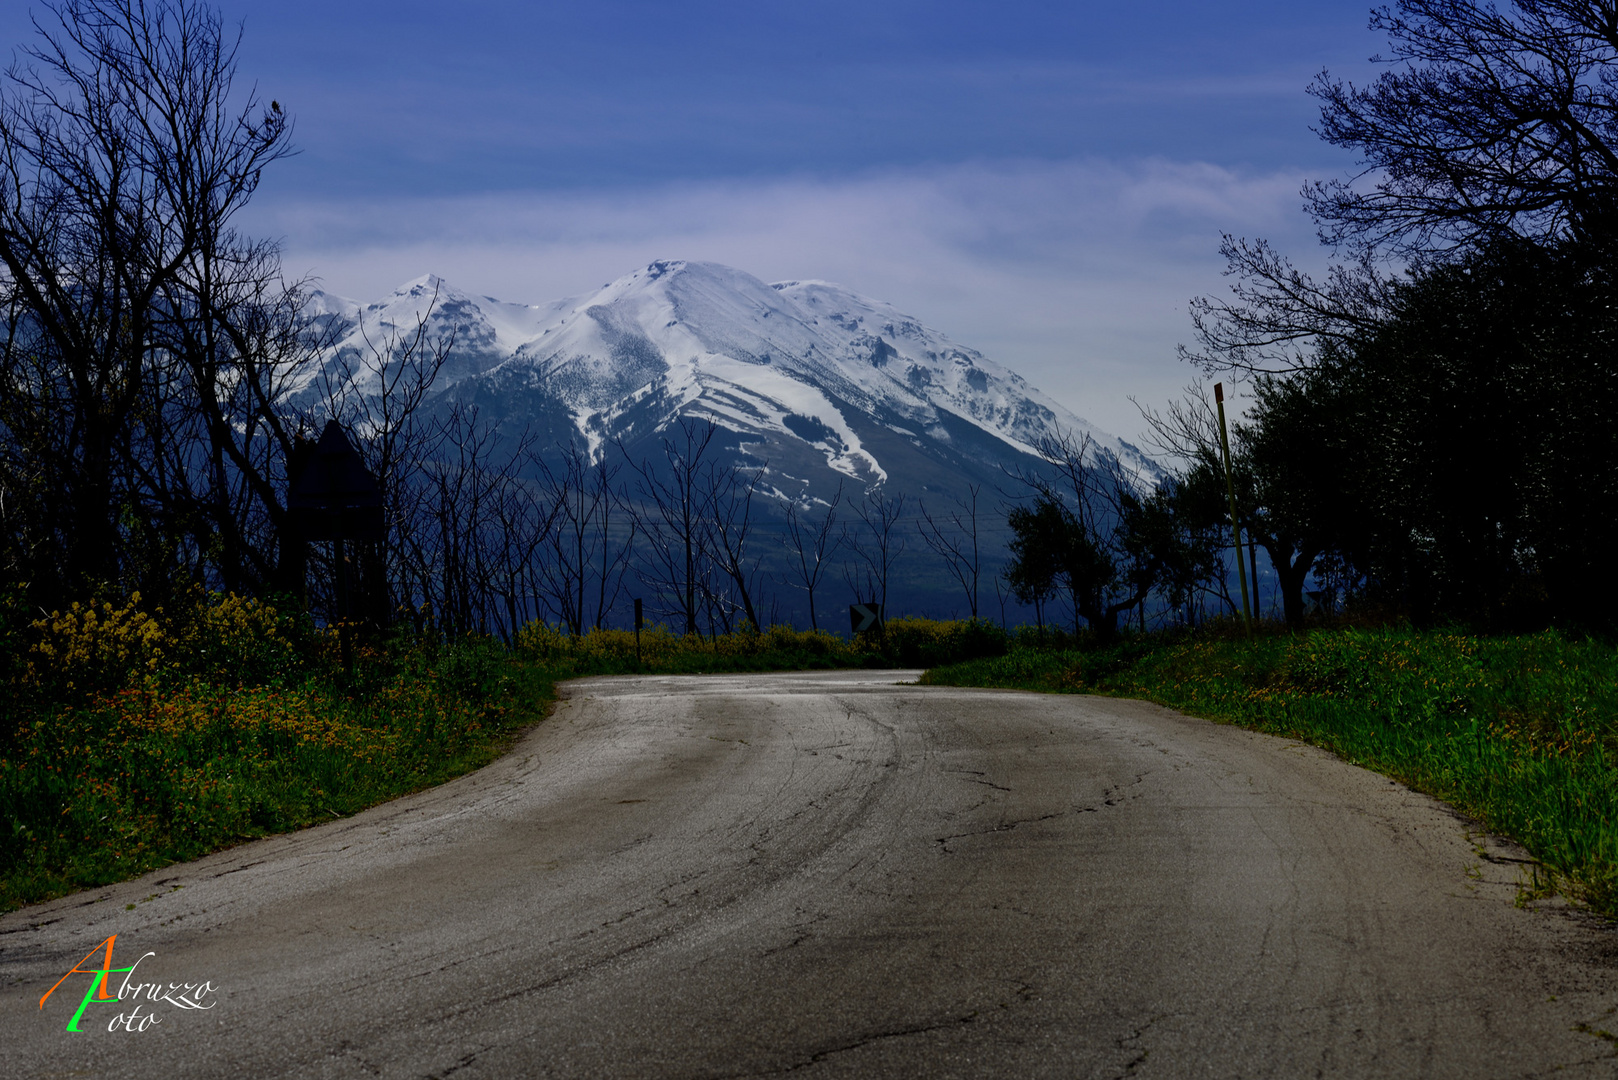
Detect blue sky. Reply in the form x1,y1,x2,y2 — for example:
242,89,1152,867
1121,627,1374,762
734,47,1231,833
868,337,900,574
2,0,1385,442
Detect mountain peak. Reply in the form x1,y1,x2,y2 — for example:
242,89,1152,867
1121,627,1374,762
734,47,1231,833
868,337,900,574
311,262,1161,489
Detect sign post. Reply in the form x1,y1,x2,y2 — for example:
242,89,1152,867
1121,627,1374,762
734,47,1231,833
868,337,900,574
634,598,643,667
849,603,884,635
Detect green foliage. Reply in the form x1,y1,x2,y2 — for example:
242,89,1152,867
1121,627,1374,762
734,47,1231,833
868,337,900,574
515,617,1009,675
1004,495,1126,635
1200,233,1618,632
924,625,1618,912
868,617,1008,668
172,591,312,688
1004,497,1070,614
515,622,866,674
1273,239,1618,629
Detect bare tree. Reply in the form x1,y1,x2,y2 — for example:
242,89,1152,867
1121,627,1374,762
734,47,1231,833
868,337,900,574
844,487,906,615
312,281,456,626
707,461,766,632
587,452,637,631
628,418,719,636
0,0,295,603
482,455,557,642
1182,236,1392,377
167,271,327,598
779,481,842,631
388,404,556,640
917,484,983,619
537,440,635,634
1309,0,1618,259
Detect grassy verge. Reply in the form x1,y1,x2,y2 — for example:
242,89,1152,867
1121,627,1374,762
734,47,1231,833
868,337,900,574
0,603,552,912
922,626,1618,913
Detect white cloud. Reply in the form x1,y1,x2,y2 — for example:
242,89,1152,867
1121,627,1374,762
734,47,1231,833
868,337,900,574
242,158,1324,445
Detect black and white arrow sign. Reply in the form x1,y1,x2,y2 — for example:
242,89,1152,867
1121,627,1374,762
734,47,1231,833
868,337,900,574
849,603,884,634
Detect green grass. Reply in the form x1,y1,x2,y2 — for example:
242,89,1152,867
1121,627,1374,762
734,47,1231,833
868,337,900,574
923,625,1618,913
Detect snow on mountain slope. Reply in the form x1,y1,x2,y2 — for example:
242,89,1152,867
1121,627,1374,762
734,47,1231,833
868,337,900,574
308,261,1160,488
303,275,573,395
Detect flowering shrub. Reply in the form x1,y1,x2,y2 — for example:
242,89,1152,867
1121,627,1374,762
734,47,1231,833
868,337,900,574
515,621,856,669
176,592,303,687
25,594,169,696
22,591,311,697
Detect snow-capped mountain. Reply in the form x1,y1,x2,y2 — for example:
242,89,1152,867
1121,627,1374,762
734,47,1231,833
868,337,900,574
307,260,1159,502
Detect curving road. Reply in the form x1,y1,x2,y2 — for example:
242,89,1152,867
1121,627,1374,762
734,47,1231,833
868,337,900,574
5,671,1618,1078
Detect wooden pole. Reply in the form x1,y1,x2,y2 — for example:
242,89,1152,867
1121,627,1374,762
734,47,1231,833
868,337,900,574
1214,383,1253,630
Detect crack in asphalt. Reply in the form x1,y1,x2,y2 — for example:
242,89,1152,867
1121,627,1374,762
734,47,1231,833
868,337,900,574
935,811,1067,853
719,1012,983,1077
1112,1013,1172,1079
327,1038,384,1076
215,859,267,876
426,1043,498,1079
944,767,1013,792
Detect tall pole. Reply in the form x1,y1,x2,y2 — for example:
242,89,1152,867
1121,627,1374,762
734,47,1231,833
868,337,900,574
1214,383,1253,629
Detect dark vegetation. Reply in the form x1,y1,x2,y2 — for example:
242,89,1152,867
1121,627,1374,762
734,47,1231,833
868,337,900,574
957,0,1618,640
1164,0,1618,633
7,0,1610,649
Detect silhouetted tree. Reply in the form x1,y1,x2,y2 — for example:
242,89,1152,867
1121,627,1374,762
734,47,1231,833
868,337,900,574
918,485,983,619
1009,431,1164,641
1003,497,1066,630
1309,0,1618,258
537,440,635,634
779,481,842,632
1142,386,1341,627
0,0,295,604
628,419,719,636
844,488,906,614
708,460,767,632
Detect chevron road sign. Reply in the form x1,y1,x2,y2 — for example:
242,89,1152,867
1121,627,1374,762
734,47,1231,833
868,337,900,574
849,604,884,634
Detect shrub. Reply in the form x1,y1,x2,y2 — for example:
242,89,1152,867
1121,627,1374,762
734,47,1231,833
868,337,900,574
514,620,861,672
21,591,317,699
24,594,169,697
874,617,1009,668
175,592,307,687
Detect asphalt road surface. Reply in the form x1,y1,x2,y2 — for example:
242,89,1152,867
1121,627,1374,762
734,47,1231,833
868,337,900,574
6,671,1618,1079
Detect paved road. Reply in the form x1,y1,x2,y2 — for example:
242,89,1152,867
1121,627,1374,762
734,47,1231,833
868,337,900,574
5,671,1618,1078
